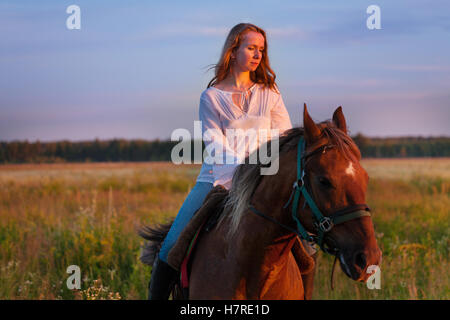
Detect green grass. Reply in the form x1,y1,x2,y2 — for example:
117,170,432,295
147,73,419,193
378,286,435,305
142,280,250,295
313,174,449,299
0,160,448,299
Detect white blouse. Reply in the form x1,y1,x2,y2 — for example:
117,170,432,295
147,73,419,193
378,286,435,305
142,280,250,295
196,83,292,189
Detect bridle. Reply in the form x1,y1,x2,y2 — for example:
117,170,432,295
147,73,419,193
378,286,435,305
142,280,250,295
248,136,371,255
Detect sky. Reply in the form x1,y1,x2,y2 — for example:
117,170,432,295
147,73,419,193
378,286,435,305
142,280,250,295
1,0,449,142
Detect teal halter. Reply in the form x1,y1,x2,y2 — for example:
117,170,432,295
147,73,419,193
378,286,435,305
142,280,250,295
249,136,371,254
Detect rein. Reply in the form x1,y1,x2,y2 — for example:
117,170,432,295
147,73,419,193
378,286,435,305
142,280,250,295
248,136,371,279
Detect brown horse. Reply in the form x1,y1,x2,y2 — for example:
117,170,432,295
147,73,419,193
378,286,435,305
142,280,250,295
141,105,382,299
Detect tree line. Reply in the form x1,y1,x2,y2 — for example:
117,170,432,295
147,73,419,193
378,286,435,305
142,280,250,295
0,135,449,164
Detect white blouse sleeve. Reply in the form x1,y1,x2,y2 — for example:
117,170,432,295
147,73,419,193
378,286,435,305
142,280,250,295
199,93,240,189
270,91,293,136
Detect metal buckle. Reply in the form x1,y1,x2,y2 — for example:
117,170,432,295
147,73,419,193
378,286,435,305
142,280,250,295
293,172,305,190
293,179,303,189
318,217,333,232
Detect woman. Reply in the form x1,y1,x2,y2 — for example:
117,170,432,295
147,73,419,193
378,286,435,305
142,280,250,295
149,23,307,300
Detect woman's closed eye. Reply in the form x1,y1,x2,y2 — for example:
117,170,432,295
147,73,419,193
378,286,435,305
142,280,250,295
248,46,264,52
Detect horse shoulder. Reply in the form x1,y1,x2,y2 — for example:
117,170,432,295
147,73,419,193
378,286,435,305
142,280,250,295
259,245,304,300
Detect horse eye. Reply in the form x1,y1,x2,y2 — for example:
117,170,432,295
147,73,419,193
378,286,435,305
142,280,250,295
318,176,333,188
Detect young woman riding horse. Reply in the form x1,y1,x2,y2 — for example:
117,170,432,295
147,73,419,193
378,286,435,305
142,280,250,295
146,23,317,300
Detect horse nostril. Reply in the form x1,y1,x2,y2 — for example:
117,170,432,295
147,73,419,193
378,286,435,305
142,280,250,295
354,251,367,270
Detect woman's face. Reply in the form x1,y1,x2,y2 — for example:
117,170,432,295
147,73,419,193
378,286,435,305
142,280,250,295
231,31,265,73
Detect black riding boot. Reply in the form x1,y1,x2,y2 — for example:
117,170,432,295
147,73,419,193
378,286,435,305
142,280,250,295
148,257,179,300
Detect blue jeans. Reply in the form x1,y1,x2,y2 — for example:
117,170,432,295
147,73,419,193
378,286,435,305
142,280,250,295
159,181,214,262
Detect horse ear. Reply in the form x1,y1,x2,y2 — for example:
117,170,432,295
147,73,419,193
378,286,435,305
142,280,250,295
332,106,347,134
303,103,321,144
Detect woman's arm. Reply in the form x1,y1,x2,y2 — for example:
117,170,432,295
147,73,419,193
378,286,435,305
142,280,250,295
270,91,293,135
199,93,240,189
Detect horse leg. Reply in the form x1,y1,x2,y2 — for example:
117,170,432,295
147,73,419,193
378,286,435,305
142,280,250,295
301,252,317,300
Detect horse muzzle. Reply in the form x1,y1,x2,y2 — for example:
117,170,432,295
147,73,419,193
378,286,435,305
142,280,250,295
339,247,382,282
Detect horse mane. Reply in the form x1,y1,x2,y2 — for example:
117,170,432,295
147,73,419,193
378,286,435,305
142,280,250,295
221,120,361,239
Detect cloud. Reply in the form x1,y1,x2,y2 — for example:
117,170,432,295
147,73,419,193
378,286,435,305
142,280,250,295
381,64,450,72
133,23,310,42
130,24,228,41
266,26,308,39
286,77,398,89
291,2,450,47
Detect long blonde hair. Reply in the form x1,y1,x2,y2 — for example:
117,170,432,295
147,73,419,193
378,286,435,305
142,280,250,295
207,23,278,92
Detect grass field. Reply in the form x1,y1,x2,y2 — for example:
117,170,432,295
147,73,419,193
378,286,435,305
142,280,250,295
0,159,448,299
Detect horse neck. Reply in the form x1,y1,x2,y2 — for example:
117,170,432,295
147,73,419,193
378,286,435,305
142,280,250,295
234,166,297,260
231,204,298,299
230,148,303,298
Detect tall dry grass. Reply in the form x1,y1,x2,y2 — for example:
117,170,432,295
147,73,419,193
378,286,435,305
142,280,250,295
314,159,449,299
0,159,448,299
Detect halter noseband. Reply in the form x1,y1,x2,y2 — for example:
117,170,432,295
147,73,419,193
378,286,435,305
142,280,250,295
249,136,371,254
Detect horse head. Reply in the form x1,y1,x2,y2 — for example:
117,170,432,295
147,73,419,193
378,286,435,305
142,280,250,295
297,104,382,282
